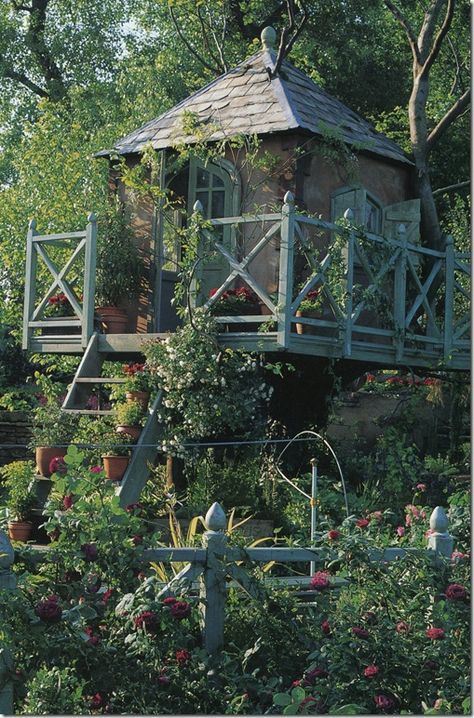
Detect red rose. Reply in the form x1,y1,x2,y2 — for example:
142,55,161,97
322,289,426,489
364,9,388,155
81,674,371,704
49,456,67,475
305,667,328,683
170,601,191,620
90,693,104,708
327,530,341,540
310,571,330,590
425,627,445,640
364,664,379,678
291,679,302,687
321,620,331,635
374,694,394,710
102,588,113,605
35,595,62,624
366,372,376,382
175,648,191,666
395,621,409,633
158,674,170,686
163,596,177,605
132,534,143,545
445,583,466,600
356,518,369,528
134,611,159,634
81,543,98,562
352,626,370,639
63,494,73,511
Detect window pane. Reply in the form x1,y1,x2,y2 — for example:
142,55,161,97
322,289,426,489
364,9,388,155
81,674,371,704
212,173,224,188
196,168,210,189
195,190,209,216
211,190,225,218
365,200,379,233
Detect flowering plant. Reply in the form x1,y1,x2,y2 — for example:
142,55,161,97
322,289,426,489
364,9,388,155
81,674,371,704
208,286,260,316
298,287,322,313
122,362,153,392
44,292,76,317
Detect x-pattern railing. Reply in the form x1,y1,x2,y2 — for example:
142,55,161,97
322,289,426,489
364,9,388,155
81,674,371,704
194,193,470,368
22,214,97,350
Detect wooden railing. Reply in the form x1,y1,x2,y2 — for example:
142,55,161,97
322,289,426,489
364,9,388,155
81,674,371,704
194,193,471,369
22,214,97,350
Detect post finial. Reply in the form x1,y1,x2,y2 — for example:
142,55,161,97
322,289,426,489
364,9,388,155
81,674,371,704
445,235,454,246
343,208,354,221
430,506,449,534
283,191,294,206
28,219,37,231
87,212,96,223
205,502,227,531
397,223,407,238
193,200,203,214
261,26,277,50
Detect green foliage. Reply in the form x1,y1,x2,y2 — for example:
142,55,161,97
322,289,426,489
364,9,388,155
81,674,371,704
115,401,145,428
20,666,89,716
0,460,37,520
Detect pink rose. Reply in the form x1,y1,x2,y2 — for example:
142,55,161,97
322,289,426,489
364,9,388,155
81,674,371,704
425,627,445,640
396,526,405,537
416,483,427,491
395,621,409,633
327,530,341,540
356,518,369,528
374,694,394,710
310,571,330,590
364,664,379,678
445,583,466,600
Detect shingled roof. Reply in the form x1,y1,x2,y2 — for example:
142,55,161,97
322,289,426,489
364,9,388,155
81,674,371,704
100,42,410,166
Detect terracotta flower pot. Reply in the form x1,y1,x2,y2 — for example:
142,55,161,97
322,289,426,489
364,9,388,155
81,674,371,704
8,521,33,542
116,425,141,441
36,446,67,477
102,455,129,481
126,391,150,411
95,306,128,334
295,309,320,335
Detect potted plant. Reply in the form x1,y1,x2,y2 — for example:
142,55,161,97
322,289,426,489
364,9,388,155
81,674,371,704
30,402,78,477
123,362,153,409
115,400,145,442
208,286,261,331
101,432,134,481
295,287,322,335
95,204,142,333
0,460,37,541
43,292,82,335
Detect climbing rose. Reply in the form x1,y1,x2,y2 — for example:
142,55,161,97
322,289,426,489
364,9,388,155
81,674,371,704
451,551,469,560
81,543,98,562
445,583,466,600
395,621,410,633
175,649,191,666
63,494,73,511
85,626,99,646
321,620,331,635
352,626,370,639
425,627,445,640
310,571,330,590
35,595,62,624
170,601,191,620
356,518,369,528
134,611,159,634
364,664,379,678
416,483,427,491
49,456,67,475
374,694,394,710
89,465,103,474
369,511,383,522
396,526,405,537
327,529,341,540
90,693,104,708
163,596,177,605
102,589,113,605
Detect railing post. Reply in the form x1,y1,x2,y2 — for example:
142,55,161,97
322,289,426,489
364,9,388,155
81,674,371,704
443,235,455,363
343,209,355,357
189,200,204,310
200,502,227,655
82,212,97,348
428,506,453,560
393,223,407,362
277,191,295,349
22,219,38,350
0,532,17,714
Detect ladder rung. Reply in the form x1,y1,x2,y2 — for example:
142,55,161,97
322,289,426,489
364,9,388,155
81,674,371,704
75,377,126,384
62,409,115,415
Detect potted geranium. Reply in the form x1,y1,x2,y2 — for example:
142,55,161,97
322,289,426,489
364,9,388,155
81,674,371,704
0,460,37,541
123,362,153,409
43,292,82,335
295,287,322,335
95,204,142,333
115,400,145,442
208,286,261,331
30,402,78,477
101,432,134,481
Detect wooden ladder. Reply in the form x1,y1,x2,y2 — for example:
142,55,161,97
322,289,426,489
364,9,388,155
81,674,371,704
61,332,165,507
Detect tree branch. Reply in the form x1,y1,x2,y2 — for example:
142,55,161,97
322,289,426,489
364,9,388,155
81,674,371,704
383,0,421,63
272,0,307,78
2,66,49,97
168,6,222,75
427,87,470,151
432,179,469,197
421,0,455,76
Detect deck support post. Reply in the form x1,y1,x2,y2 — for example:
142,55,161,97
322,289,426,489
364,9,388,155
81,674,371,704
393,223,407,362
0,532,16,715
82,213,97,348
278,192,295,348
200,503,227,655
443,236,455,363
22,219,38,350
343,211,355,357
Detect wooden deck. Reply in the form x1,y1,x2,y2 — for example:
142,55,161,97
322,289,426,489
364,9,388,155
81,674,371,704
22,196,471,371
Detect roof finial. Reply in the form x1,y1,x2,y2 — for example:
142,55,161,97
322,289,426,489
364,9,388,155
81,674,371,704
261,26,277,50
